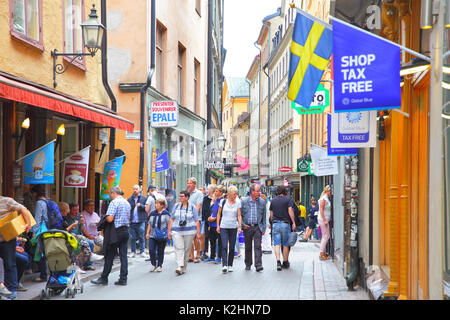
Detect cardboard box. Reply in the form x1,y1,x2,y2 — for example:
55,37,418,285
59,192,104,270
0,211,36,241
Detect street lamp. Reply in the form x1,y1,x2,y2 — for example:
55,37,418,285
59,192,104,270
216,133,226,152
51,4,105,88
15,118,30,150
55,124,66,152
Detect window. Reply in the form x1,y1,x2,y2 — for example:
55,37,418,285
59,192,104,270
194,59,200,115
64,0,85,68
156,22,166,92
178,43,186,105
10,0,43,49
195,0,201,16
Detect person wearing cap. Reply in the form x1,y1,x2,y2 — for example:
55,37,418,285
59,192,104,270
91,186,131,286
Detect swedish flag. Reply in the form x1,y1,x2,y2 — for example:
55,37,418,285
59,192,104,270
287,11,332,108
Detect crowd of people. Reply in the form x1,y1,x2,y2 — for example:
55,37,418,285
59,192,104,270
0,176,333,298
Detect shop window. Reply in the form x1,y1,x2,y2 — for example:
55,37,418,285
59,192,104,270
9,0,43,50
156,21,166,92
194,59,200,115
178,43,186,106
64,0,85,69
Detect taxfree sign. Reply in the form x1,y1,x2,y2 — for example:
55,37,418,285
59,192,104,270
150,101,179,127
332,18,400,112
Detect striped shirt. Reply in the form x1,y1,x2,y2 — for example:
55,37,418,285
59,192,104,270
0,196,25,242
170,203,199,235
106,196,131,229
248,199,258,225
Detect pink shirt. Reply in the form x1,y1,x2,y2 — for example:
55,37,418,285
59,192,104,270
81,210,100,237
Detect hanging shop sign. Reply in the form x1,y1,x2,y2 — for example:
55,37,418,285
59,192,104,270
278,167,293,172
23,140,55,184
63,146,90,188
327,114,358,156
310,145,338,177
291,83,330,115
100,156,125,200
150,100,179,127
297,158,309,172
332,17,400,112
330,110,377,148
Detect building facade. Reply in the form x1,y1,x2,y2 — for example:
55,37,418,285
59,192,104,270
0,0,133,210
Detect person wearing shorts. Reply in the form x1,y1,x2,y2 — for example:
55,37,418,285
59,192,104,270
269,186,296,271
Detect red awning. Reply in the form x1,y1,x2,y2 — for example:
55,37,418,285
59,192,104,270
0,74,134,132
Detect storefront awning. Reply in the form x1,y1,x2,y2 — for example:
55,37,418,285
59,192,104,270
0,74,134,132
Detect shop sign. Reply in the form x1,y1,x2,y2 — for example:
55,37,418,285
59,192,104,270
63,146,90,188
329,110,377,148
291,83,330,115
150,101,179,127
278,167,292,172
327,114,358,156
310,146,338,177
205,161,224,170
297,159,309,172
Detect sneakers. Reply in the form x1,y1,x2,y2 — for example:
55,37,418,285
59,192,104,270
255,266,264,272
83,265,96,271
298,238,308,242
0,285,12,296
222,266,228,273
156,266,162,272
277,261,282,271
213,258,221,264
175,267,184,275
7,291,17,300
149,266,157,272
128,253,136,258
282,261,290,269
139,253,149,259
234,251,241,257
227,266,233,272
201,254,209,261
114,280,127,286
245,265,251,270
204,258,215,263
90,253,104,261
17,283,28,292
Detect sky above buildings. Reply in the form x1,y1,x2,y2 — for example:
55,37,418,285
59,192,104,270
223,0,280,78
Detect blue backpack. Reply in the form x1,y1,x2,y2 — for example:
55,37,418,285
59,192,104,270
43,199,64,230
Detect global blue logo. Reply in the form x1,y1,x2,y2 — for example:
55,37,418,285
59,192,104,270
346,112,362,124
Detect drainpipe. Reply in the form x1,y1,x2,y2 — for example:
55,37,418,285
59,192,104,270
139,0,156,188
206,0,213,184
254,41,261,180
100,0,117,160
262,22,271,178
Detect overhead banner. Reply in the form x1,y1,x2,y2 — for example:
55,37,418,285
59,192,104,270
63,146,90,188
101,156,125,200
310,145,338,177
236,154,250,171
155,151,169,173
332,17,401,112
23,140,55,184
327,114,358,156
330,110,377,148
291,83,330,114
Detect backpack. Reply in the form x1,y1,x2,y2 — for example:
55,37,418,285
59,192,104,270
42,199,64,230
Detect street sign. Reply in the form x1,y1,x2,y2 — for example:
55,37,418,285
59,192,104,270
150,100,179,127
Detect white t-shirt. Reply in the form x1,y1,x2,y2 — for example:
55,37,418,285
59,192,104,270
219,198,241,229
318,194,331,222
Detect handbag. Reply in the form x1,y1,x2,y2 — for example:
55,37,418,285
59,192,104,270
288,231,298,247
152,212,168,242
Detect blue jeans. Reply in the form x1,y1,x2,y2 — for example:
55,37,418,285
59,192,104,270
220,228,237,267
0,239,18,292
129,222,146,254
101,227,129,282
272,222,290,247
16,251,31,282
148,238,166,267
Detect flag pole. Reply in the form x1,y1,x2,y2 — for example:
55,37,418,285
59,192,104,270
57,145,91,165
15,139,56,163
329,15,431,63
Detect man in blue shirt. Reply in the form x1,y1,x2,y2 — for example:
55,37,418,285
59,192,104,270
91,186,131,286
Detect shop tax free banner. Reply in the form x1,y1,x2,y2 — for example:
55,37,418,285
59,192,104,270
332,18,401,112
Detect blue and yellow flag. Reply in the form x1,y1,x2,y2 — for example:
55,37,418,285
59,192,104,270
287,11,332,108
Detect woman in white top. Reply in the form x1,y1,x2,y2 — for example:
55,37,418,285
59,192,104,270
216,186,242,273
318,185,332,260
